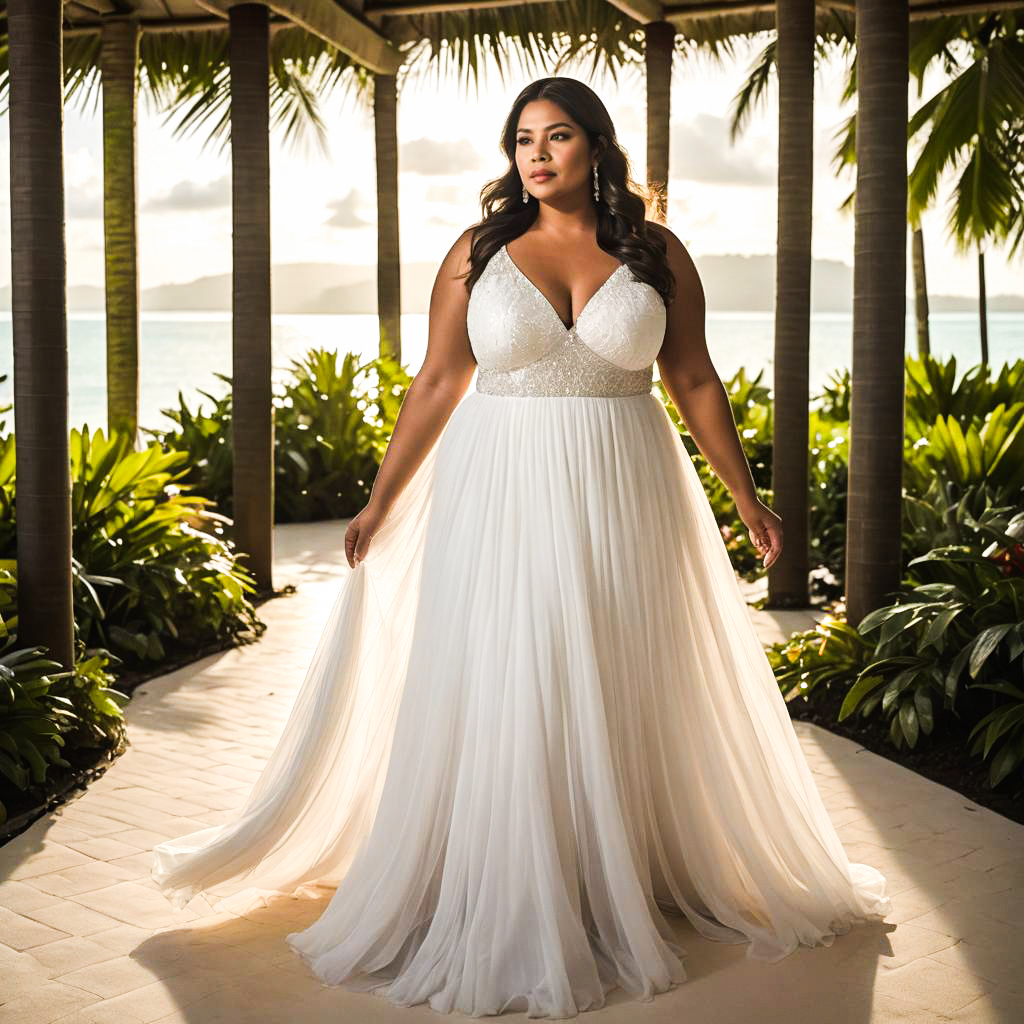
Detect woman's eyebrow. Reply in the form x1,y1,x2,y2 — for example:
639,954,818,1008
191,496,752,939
516,122,574,133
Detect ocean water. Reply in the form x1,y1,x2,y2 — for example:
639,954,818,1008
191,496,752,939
0,310,1019,434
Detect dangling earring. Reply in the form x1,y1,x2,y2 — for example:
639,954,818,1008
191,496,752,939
592,164,600,202
522,186,529,204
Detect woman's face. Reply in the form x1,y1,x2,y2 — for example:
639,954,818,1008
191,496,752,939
514,98,595,203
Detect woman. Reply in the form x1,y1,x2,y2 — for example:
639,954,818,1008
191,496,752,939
152,76,890,1018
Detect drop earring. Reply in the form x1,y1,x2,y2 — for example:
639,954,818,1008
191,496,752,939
522,186,529,204
592,164,600,202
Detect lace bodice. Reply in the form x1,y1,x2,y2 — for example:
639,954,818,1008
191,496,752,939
467,243,667,397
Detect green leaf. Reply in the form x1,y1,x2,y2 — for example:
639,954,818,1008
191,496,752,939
921,606,962,649
914,689,935,734
968,624,1014,678
900,700,920,748
989,735,1024,788
839,673,886,721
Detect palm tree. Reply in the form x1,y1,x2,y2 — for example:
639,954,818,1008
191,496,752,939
911,219,931,357
645,20,674,224
727,10,854,608
158,3,764,359
228,4,275,591
100,15,141,442
1,7,359,440
6,0,75,670
846,0,909,626
375,70,401,361
831,12,1023,366
905,11,1024,365
729,14,957,362
641,11,774,221
768,0,816,609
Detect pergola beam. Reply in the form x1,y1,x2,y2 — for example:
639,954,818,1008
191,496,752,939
57,0,1019,37
368,0,559,15
656,0,1024,18
197,0,402,73
368,0,665,22
64,16,295,36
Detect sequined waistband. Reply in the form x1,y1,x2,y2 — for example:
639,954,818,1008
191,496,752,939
475,371,653,398
473,332,654,398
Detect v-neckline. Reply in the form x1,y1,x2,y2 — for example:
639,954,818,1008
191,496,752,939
502,243,626,333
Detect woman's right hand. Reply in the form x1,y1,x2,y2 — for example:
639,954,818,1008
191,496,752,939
345,503,388,568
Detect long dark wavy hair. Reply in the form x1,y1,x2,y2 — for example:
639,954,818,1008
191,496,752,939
459,77,675,307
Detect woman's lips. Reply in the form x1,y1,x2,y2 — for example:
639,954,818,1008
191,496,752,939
531,172,554,180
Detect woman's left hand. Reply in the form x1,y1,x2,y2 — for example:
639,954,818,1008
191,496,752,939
736,497,783,569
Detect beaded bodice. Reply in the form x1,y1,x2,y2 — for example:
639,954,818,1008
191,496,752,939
467,243,666,398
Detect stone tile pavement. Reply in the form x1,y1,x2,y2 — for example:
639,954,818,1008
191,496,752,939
1,521,1022,1023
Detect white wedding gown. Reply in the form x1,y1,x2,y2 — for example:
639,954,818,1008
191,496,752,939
151,241,890,1018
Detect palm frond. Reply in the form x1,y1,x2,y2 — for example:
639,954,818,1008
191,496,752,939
727,38,775,144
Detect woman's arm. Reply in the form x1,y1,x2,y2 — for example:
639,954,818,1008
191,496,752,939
347,228,478,565
651,221,783,568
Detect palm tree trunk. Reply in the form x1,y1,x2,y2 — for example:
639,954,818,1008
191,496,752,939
374,73,401,361
101,15,141,445
846,0,909,627
229,3,274,593
912,225,930,357
8,0,74,669
644,21,674,224
978,248,989,365
768,0,815,609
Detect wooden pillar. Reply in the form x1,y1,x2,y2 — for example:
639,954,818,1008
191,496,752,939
228,3,274,593
846,0,909,625
8,0,74,669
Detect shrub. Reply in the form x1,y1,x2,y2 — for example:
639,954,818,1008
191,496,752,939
657,366,773,578
0,428,264,669
145,347,413,522
0,639,126,826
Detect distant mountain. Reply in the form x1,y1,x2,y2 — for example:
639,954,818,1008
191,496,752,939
2,254,1021,314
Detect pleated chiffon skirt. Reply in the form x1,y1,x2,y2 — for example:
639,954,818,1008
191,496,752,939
152,389,889,1018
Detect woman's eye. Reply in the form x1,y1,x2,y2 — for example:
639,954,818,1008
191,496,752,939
517,132,569,145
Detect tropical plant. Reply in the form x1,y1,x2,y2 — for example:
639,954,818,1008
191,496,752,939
903,477,1024,564
905,355,1024,439
146,348,413,522
273,347,412,520
808,408,849,597
839,540,1024,762
904,11,1024,358
904,401,1024,499
0,644,76,826
0,427,264,668
657,366,774,578
968,681,1024,787
0,639,126,826
768,613,872,703
813,366,851,423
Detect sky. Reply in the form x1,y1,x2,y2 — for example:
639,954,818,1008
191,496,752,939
0,32,1019,300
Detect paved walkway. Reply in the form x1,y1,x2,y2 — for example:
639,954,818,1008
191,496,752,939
1,521,1021,1024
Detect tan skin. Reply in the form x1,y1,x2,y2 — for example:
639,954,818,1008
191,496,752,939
346,97,783,570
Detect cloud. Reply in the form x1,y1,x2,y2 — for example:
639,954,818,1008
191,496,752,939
400,138,484,176
145,175,230,211
425,214,463,227
65,149,103,218
67,187,103,218
425,183,465,203
324,189,371,228
670,114,775,186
